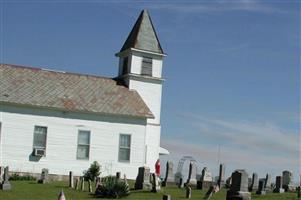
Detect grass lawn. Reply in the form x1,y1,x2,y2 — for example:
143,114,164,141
0,181,299,200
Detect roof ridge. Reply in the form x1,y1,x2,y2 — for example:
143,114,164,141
1,63,115,81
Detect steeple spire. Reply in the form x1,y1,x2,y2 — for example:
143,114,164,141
119,9,164,54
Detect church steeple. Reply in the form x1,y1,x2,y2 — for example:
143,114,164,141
116,9,166,169
119,9,164,55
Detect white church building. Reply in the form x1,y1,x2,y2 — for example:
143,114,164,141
0,10,168,179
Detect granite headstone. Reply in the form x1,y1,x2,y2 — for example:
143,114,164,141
226,169,251,200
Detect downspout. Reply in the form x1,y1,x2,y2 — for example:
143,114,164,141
143,118,147,165
0,112,2,166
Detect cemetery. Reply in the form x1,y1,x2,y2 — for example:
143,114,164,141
0,161,300,200
0,3,298,200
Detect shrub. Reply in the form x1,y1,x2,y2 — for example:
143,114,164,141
83,161,101,181
9,173,36,181
95,176,130,199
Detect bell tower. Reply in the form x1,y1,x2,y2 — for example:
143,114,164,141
116,10,166,169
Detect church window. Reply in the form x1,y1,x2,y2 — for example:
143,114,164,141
33,126,47,150
118,134,131,162
122,57,129,75
77,130,90,160
141,57,152,76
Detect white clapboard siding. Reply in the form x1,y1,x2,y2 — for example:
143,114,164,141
0,104,147,179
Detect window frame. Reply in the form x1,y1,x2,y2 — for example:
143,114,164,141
141,57,153,76
76,130,91,160
118,134,131,163
32,125,48,150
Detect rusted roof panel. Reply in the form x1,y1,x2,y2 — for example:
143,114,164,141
0,64,154,118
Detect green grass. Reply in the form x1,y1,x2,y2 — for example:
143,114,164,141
0,181,299,200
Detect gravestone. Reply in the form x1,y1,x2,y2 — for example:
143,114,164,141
0,166,4,183
273,176,284,193
162,194,171,200
38,168,49,184
162,161,175,187
57,190,66,200
186,162,197,186
134,166,151,190
226,177,232,188
256,179,266,195
175,171,183,187
80,176,85,191
226,169,251,200
123,174,128,186
88,180,92,193
69,171,74,188
249,173,258,192
116,172,121,180
151,173,160,192
95,177,101,190
282,170,294,192
75,177,79,190
185,185,191,199
264,174,272,192
178,178,183,188
1,166,11,190
218,164,226,188
197,167,213,190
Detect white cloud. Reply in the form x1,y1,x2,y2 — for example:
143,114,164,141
145,0,290,15
160,113,300,179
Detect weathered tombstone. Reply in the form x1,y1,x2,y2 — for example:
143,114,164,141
297,186,301,198
248,173,258,192
69,171,74,188
57,189,66,200
134,166,151,190
162,194,171,200
218,164,226,188
123,174,128,186
116,172,121,180
95,177,101,188
80,176,85,191
162,161,175,187
151,173,160,192
1,166,11,190
75,177,79,190
264,173,272,192
88,180,92,193
186,162,197,186
185,185,192,199
256,179,266,195
226,169,251,200
197,167,213,190
178,178,183,188
226,176,232,188
273,176,284,193
175,172,183,188
0,166,4,183
38,168,49,184
282,170,294,192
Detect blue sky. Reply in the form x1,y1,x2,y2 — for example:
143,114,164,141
1,0,300,181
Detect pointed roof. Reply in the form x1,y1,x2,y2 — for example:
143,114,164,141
120,10,164,54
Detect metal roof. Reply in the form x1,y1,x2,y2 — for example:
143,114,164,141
0,64,154,118
120,10,164,54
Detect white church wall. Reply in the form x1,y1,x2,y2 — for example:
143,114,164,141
0,104,147,179
129,79,162,125
145,124,161,172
